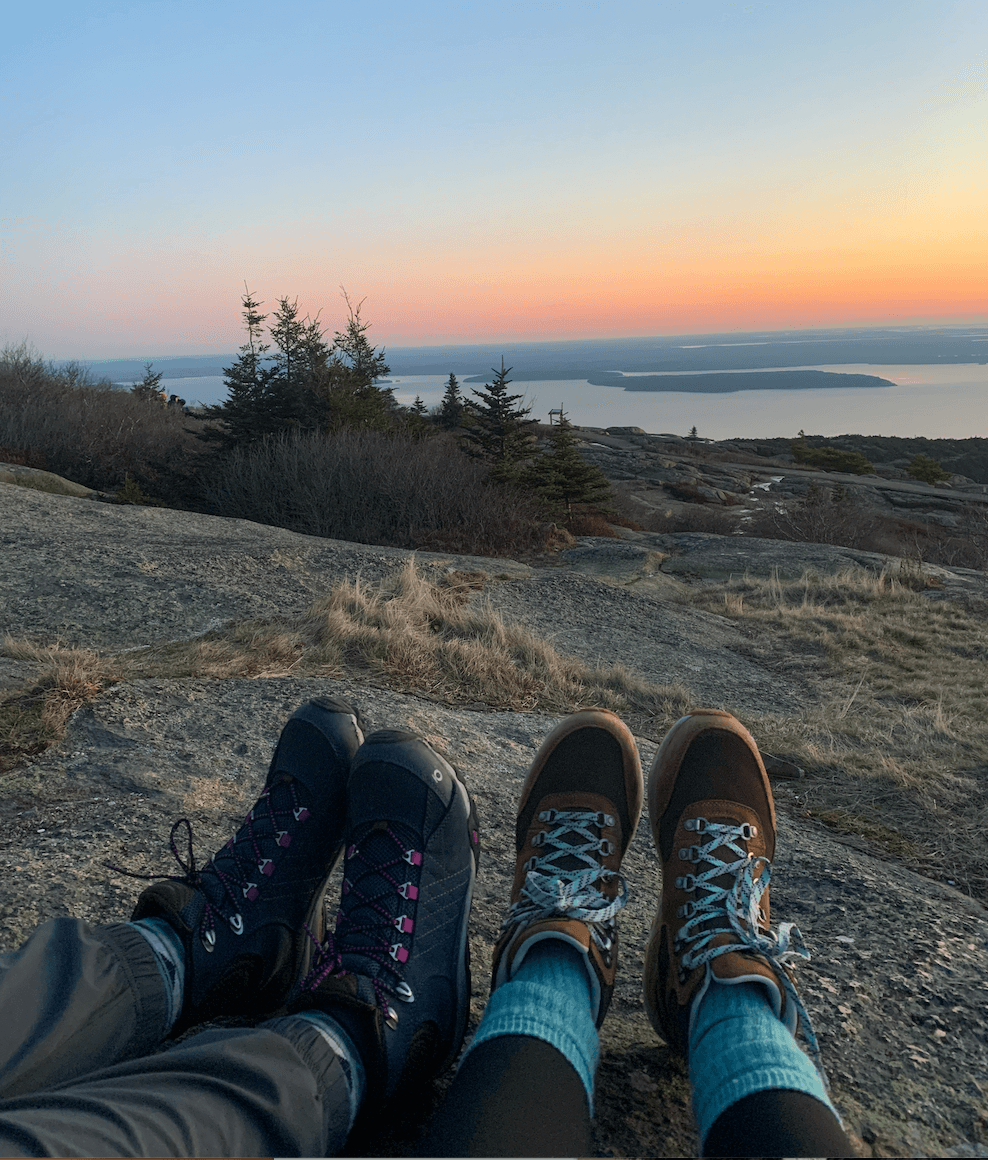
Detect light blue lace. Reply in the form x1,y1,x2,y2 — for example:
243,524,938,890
676,816,828,1087
501,808,629,952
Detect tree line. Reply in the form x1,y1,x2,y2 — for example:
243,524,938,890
193,287,612,519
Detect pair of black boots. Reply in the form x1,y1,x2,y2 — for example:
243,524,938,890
124,697,480,1114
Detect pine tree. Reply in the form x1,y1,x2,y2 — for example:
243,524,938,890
438,372,465,430
464,359,536,483
202,289,289,444
263,296,317,430
204,288,394,443
523,411,612,515
130,362,165,404
314,294,394,431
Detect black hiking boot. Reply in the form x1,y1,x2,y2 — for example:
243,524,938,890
288,728,480,1113
115,697,364,1034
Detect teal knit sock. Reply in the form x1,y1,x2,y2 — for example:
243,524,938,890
128,917,186,1031
462,940,600,1113
689,973,840,1151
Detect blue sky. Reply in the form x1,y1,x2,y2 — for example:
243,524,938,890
2,0,987,357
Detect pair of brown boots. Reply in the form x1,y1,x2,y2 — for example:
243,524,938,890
492,707,815,1064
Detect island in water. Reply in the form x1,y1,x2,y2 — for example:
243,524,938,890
592,369,895,393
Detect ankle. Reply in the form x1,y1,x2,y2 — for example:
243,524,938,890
511,938,593,1005
128,916,186,1031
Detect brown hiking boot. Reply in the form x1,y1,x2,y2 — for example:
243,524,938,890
642,710,824,1072
491,710,643,1027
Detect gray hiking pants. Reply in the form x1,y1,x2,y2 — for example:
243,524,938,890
0,916,351,1157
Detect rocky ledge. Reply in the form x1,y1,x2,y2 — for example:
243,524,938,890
2,480,987,1157
571,425,988,533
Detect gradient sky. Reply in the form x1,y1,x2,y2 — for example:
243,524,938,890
3,0,987,358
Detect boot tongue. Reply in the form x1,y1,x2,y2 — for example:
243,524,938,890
542,818,591,873
340,823,416,980
692,813,761,938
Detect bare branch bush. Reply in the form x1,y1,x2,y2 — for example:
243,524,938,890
206,428,546,557
0,344,200,493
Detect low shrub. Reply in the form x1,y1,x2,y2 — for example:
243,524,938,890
791,439,874,475
565,511,619,538
206,428,546,557
641,505,739,535
906,453,951,485
0,343,203,495
745,484,988,570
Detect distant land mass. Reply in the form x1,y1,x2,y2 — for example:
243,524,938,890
594,369,894,393
65,325,988,388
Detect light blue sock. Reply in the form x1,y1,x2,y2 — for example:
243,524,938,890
260,1009,367,1153
461,940,600,1113
129,917,186,1031
689,974,840,1151
291,1010,367,1135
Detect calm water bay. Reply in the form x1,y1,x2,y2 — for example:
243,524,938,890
160,363,988,441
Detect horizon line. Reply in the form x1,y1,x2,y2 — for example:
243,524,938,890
44,319,988,365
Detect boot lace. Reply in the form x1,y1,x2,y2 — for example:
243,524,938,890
675,816,827,1085
299,824,421,1026
104,780,310,950
500,808,628,955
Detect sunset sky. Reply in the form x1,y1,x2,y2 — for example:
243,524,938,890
3,0,987,359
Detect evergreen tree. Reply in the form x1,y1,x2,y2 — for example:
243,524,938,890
264,296,316,430
438,372,465,429
204,287,394,443
202,286,303,443
201,288,283,445
464,359,536,483
130,362,165,404
314,294,394,431
523,411,612,515
906,453,950,484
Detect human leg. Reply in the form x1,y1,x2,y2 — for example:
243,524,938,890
422,709,643,1157
0,918,170,1101
0,697,366,1157
0,1015,352,1158
642,709,852,1158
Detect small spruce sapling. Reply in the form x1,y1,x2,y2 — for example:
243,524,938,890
523,410,612,517
438,373,466,430
131,362,164,405
464,359,537,483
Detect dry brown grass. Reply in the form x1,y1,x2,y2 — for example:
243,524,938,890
1,563,692,779
677,566,988,901
0,642,122,775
